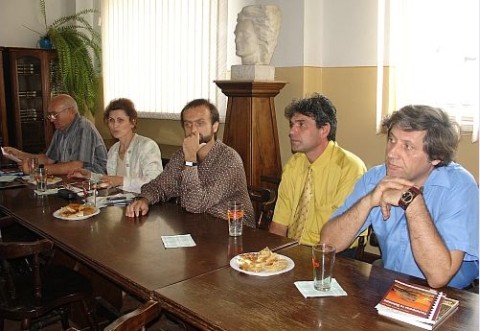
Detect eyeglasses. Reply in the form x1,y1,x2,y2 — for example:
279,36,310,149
46,107,71,121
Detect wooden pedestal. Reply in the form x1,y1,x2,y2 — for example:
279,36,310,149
215,80,286,188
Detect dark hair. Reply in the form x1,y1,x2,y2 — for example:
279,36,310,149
284,93,337,141
382,105,460,167
103,98,138,129
180,99,220,127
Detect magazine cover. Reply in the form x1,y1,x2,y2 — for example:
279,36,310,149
378,280,442,320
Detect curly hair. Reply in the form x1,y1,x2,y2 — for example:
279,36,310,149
284,93,337,141
382,105,460,166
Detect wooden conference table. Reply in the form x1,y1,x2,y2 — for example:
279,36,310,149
0,183,295,300
0,183,478,330
157,244,479,331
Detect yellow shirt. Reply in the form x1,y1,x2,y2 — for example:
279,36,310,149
273,141,366,245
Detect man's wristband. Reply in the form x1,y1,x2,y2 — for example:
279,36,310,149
398,186,422,210
184,161,198,167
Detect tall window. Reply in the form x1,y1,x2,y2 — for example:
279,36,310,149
101,0,227,120
378,0,479,141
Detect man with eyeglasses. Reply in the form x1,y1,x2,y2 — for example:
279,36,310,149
4,94,107,175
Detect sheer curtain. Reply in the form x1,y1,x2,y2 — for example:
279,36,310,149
378,0,479,141
101,0,227,120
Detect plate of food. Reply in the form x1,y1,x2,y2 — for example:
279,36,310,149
25,176,63,185
230,247,294,276
53,203,100,221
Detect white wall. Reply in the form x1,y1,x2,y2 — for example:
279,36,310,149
0,0,100,48
226,0,380,68
321,0,379,67
2,0,379,67
0,0,73,48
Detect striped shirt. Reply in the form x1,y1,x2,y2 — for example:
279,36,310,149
140,140,255,227
46,114,108,174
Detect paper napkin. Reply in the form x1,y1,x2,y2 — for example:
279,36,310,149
294,279,347,298
161,234,196,248
0,176,18,183
34,188,59,195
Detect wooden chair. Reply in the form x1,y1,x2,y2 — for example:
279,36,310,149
354,233,368,261
104,300,160,331
354,226,380,263
0,236,97,330
247,185,277,230
68,300,160,331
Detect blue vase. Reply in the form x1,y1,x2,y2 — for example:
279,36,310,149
38,37,53,49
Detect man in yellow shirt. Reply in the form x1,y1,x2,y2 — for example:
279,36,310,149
269,94,366,250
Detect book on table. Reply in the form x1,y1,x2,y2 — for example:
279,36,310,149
375,279,459,330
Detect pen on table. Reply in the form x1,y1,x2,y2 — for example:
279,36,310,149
107,196,127,202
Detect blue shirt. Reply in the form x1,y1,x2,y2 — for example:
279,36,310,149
46,114,108,174
332,163,479,289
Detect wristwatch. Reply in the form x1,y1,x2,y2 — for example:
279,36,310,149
184,161,198,167
398,186,422,210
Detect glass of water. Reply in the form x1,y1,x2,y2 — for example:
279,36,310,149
227,201,244,236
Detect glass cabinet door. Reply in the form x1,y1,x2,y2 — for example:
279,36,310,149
16,55,46,153
0,48,9,147
8,48,57,153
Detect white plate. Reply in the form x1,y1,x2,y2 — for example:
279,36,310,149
230,252,295,277
53,207,100,221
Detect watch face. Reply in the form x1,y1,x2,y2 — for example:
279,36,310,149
402,191,414,203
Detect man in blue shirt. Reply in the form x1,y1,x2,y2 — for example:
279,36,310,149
4,94,107,175
321,105,478,289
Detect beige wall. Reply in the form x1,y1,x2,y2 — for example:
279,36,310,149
96,66,479,183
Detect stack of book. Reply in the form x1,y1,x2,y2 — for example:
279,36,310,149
376,279,459,330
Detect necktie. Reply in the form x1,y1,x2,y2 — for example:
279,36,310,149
289,167,313,240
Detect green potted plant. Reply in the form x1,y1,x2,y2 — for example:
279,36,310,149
24,0,101,116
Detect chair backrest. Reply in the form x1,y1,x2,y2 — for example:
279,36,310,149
247,185,277,230
354,226,375,262
104,300,160,331
0,238,53,305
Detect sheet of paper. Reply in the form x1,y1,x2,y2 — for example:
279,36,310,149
161,234,196,248
1,147,21,163
294,279,347,298
0,176,18,183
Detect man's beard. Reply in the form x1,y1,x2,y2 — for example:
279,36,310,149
199,133,213,144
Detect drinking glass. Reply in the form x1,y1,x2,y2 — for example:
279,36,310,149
312,243,336,291
82,180,97,206
227,201,244,236
28,157,38,181
35,166,47,192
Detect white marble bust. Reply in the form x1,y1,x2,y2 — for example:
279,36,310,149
234,5,282,65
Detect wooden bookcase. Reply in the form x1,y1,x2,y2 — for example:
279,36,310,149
4,47,58,153
0,47,9,147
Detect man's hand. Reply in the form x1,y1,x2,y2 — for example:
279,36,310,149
2,147,25,165
3,147,23,159
125,197,149,218
182,132,206,162
369,176,414,219
67,168,91,179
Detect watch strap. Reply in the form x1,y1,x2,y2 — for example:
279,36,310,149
398,186,422,210
184,161,198,167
